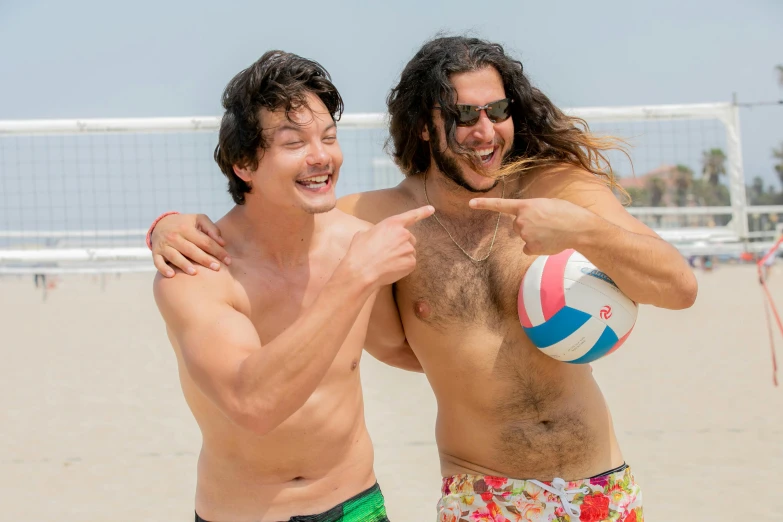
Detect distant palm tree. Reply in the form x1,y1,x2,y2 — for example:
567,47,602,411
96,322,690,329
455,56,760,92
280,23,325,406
750,176,765,204
674,165,694,207
646,176,666,227
647,176,666,207
774,143,783,187
702,148,727,186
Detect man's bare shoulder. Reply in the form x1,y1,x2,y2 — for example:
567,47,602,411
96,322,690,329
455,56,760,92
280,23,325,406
337,182,417,225
325,207,373,232
153,262,234,319
315,208,375,257
521,165,613,201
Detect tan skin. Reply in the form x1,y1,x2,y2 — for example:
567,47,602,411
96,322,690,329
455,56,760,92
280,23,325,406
154,93,433,521
152,69,697,482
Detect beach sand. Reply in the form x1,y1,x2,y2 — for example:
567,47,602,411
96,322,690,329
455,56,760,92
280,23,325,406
1,264,781,521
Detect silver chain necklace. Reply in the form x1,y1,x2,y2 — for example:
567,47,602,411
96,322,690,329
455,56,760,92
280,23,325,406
423,173,505,263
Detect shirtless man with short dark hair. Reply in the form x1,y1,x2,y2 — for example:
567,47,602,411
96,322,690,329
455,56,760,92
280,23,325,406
153,49,432,522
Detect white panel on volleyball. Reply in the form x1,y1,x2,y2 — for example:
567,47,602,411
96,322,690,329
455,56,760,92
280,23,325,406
562,255,638,337
539,318,607,362
562,280,637,339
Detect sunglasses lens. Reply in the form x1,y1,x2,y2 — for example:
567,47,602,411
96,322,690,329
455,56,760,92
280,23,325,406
457,107,479,126
487,100,511,122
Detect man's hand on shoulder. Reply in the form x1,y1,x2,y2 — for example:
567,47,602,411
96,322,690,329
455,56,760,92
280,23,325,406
150,213,230,278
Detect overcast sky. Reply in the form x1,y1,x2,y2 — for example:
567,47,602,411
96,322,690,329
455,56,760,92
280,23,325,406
1,0,781,184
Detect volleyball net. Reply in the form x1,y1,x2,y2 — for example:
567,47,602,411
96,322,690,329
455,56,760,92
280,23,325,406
1,102,781,275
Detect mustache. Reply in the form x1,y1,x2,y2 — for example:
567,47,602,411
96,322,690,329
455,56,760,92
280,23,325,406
462,138,505,150
297,166,334,179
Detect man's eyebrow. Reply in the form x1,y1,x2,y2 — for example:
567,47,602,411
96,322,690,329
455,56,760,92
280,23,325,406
268,122,303,134
264,120,336,135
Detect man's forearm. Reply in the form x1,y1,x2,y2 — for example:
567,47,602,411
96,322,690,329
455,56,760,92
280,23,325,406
573,215,696,309
234,271,375,434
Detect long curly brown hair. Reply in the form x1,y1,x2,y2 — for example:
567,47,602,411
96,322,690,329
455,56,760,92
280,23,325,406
386,35,629,193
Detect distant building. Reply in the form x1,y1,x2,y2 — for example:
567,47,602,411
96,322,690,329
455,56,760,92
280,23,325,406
617,164,710,228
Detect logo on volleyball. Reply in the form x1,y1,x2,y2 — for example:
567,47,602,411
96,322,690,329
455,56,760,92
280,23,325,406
599,305,612,320
581,267,619,289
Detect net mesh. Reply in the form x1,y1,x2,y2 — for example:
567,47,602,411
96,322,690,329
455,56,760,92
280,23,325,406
1,104,779,273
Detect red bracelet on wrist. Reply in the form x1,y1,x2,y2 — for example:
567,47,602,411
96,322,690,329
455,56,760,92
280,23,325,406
146,211,180,250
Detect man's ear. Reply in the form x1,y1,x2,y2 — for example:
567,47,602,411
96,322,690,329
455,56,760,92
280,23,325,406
233,164,253,183
421,123,430,142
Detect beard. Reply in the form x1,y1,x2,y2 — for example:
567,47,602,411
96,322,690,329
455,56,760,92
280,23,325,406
428,129,504,194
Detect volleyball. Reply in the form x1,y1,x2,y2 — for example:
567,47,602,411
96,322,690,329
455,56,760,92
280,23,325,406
518,249,638,364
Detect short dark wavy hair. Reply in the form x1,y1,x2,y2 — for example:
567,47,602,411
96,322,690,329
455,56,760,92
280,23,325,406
386,35,625,188
214,50,344,204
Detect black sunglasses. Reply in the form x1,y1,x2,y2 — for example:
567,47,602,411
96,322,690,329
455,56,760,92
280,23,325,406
453,98,513,127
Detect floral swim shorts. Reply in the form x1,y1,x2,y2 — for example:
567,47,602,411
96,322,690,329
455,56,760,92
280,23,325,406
437,463,643,522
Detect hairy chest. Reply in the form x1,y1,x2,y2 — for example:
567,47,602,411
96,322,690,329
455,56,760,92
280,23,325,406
398,219,535,333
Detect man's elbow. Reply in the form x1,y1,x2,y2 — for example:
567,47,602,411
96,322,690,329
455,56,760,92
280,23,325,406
366,344,423,373
665,271,698,310
226,396,280,436
678,276,699,309
387,355,425,373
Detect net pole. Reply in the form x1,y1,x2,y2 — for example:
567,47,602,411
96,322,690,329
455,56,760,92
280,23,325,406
723,102,749,241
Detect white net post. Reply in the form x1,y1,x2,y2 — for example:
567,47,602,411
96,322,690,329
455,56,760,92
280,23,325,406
722,102,749,241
